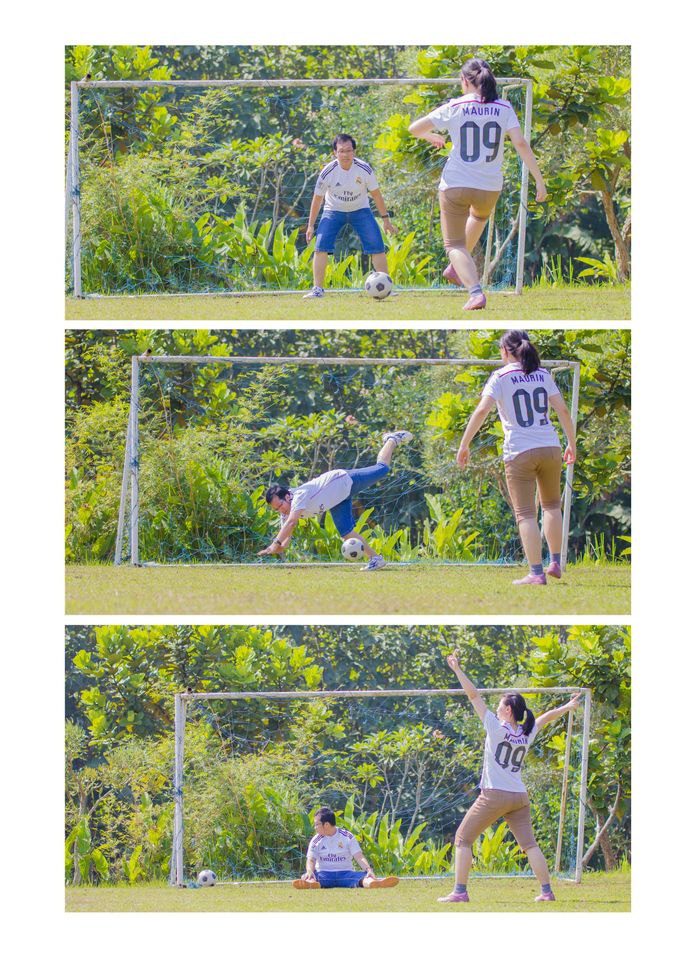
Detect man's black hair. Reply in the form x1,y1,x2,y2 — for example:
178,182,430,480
314,806,336,826
332,133,357,151
265,484,291,505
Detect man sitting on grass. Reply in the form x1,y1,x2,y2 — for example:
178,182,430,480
258,429,412,571
293,806,399,890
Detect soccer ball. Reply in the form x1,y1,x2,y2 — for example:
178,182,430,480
342,537,366,561
197,869,217,887
364,271,393,299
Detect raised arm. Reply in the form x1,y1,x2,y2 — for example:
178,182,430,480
534,692,582,732
408,116,447,149
456,395,496,467
507,127,547,202
446,651,487,722
548,393,577,465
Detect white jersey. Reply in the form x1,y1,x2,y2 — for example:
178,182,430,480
480,709,538,792
482,363,561,461
287,469,352,518
314,157,379,212
307,827,362,872
427,95,520,191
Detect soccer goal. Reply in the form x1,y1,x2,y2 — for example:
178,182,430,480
113,354,580,568
65,76,533,298
169,686,591,887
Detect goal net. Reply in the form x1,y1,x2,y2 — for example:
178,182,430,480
66,77,532,298
170,687,591,886
113,355,580,568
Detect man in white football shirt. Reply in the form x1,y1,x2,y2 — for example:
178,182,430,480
436,651,581,904
303,134,397,298
293,806,398,889
408,58,547,310
257,429,412,572
457,331,576,585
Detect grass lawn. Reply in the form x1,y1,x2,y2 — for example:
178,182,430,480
65,872,630,913
66,562,630,615
65,287,630,322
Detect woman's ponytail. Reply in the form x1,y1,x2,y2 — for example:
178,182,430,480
500,329,541,375
503,693,536,737
461,58,499,104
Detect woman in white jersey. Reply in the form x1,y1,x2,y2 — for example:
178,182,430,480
457,330,577,586
408,59,547,310
439,651,581,904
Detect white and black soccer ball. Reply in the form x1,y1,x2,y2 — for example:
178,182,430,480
364,271,393,300
197,869,217,887
341,537,366,561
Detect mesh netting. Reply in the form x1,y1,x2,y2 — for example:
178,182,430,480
174,691,586,883
117,359,575,565
67,80,528,295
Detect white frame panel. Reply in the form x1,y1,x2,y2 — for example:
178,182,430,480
170,685,591,887
66,76,533,298
114,354,580,568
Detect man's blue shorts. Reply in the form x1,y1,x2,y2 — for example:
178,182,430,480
329,462,390,537
315,208,386,255
315,869,367,888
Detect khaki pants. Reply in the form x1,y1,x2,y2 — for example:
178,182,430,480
455,789,538,851
439,187,501,252
505,446,563,521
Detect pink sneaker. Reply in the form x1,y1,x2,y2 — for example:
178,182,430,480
437,891,470,903
546,561,562,579
443,263,463,285
535,891,556,902
463,292,486,310
513,573,547,586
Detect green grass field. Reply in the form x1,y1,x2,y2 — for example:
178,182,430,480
65,872,630,913
65,287,630,322
66,562,630,615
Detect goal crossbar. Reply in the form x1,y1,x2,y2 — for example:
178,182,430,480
67,76,533,298
115,354,580,569
170,686,592,887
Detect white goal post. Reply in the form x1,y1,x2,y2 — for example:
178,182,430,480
113,354,580,568
66,76,533,298
169,686,592,887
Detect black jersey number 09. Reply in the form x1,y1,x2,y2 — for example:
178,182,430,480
495,741,527,773
460,121,503,163
512,386,549,428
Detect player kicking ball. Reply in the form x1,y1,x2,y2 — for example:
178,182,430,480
303,133,397,298
258,430,412,571
293,806,399,890
437,651,581,905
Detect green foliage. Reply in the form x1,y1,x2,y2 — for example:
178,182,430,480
473,822,525,874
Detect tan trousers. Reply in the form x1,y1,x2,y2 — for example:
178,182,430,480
439,187,501,251
504,446,563,521
455,789,538,851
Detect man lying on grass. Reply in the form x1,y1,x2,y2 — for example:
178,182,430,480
293,806,399,890
258,429,412,571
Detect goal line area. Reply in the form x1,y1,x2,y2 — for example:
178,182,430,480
112,355,580,569
170,687,592,887
66,77,532,298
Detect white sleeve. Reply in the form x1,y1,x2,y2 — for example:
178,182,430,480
313,171,328,198
349,835,362,858
306,838,317,860
483,708,498,733
366,167,379,191
543,370,561,397
426,101,453,130
481,371,500,400
506,104,521,131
